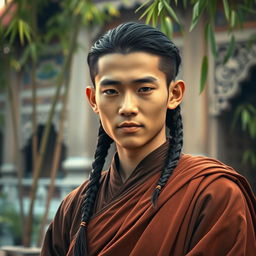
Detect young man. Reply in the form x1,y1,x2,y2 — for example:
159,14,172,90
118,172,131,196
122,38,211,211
41,22,256,256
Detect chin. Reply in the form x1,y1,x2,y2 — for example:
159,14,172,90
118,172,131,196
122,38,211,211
116,138,148,150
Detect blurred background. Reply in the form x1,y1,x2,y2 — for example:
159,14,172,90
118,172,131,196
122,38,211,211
0,0,255,253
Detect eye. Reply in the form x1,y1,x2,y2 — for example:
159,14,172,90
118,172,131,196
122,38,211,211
138,87,154,93
103,89,118,95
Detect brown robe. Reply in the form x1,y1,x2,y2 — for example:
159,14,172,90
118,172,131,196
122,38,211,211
41,142,256,256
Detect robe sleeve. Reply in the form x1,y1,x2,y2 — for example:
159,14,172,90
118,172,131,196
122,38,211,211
40,200,71,256
40,182,86,256
186,177,256,256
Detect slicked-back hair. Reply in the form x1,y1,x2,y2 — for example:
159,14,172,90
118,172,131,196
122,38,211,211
74,22,183,256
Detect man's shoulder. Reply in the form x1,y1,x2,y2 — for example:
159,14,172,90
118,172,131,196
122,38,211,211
174,153,255,205
61,171,109,208
177,153,237,178
168,153,254,198
180,153,233,168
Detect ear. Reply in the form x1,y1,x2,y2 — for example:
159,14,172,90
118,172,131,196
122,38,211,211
86,86,99,114
167,80,185,109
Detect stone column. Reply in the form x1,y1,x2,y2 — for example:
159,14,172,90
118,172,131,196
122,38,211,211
62,27,98,185
0,73,19,178
181,15,209,155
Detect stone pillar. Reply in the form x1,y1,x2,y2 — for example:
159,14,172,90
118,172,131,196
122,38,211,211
181,15,209,155
0,72,19,178
62,27,98,183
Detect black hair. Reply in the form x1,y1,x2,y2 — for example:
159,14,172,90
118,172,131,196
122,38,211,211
74,22,183,256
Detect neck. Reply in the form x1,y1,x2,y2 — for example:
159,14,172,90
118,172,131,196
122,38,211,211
116,138,167,182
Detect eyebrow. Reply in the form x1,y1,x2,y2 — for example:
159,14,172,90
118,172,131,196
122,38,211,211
99,76,158,86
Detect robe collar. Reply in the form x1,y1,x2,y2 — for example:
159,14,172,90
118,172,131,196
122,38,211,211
94,139,170,214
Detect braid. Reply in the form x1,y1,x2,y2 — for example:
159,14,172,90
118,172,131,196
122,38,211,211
151,106,183,206
74,124,113,256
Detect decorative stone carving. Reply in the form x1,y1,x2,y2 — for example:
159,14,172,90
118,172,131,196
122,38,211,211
211,41,256,115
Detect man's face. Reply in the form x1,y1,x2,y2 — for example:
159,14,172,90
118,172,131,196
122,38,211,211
87,52,184,152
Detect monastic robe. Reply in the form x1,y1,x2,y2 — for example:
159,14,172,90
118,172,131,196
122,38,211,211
41,142,256,256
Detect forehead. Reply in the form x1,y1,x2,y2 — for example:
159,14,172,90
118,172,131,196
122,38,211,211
95,52,165,82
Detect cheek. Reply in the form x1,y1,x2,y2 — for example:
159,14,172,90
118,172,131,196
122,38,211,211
98,102,115,117
146,97,168,115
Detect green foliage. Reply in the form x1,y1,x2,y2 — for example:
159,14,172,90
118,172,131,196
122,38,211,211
0,0,119,73
136,0,182,30
232,104,256,167
0,193,42,245
136,0,256,168
0,193,22,245
199,55,208,94
136,0,256,91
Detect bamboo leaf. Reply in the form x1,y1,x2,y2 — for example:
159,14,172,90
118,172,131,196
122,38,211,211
18,20,24,45
230,10,236,28
189,1,200,31
145,5,155,24
190,0,207,31
160,14,167,34
152,6,158,27
241,109,250,131
19,45,31,66
30,43,37,62
199,55,208,94
249,118,256,139
139,3,154,20
208,24,217,58
247,104,256,114
209,0,216,23
164,16,173,39
193,1,200,18
158,1,164,16
182,0,188,8
23,22,31,43
223,35,235,64
223,0,230,21
4,19,18,44
204,23,209,42
74,1,84,15
135,0,152,13
239,4,256,14
163,0,180,25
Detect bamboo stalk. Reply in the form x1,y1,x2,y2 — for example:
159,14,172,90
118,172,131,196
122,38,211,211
37,50,72,246
6,61,25,226
23,15,81,247
31,0,38,195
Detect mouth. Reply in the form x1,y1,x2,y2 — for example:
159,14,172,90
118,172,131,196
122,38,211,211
117,122,143,128
117,122,143,133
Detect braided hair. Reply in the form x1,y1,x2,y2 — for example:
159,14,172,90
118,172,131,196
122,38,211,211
74,22,183,255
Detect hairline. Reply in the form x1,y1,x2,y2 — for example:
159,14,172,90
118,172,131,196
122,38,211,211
89,50,175,88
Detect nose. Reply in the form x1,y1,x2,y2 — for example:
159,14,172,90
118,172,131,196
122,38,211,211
118,92,138,116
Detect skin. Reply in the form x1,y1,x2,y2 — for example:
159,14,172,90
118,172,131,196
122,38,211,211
86,52,185,181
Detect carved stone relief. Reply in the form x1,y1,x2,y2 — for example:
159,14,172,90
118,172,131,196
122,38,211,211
211,41,256,115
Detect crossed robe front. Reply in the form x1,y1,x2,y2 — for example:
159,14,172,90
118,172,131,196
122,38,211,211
41,142,256,256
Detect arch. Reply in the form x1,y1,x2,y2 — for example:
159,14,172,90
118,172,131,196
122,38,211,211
22,123,66,178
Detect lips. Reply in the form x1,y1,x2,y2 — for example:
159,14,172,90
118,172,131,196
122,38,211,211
117,122,143,128
117,122,143,133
